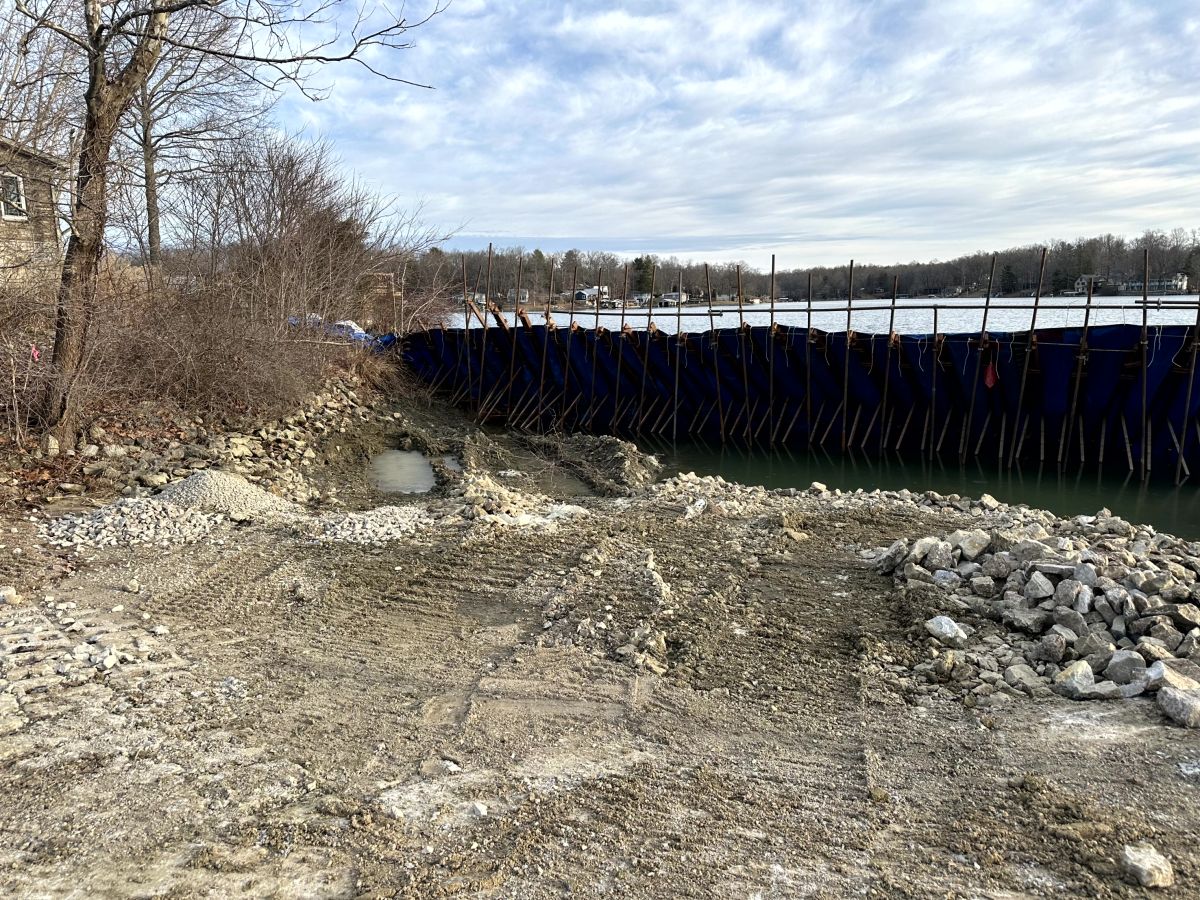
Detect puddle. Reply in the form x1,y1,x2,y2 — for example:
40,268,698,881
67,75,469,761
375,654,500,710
369,450,437,494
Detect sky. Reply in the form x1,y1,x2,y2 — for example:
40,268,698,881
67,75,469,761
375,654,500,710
278,0,1200,267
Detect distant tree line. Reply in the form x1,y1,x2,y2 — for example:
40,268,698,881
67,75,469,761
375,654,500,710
404,229,1200,309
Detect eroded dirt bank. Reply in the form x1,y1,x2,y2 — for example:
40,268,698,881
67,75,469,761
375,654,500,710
1,392,1198,898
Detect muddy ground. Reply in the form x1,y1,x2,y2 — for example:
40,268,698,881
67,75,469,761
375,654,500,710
1,397,1198,899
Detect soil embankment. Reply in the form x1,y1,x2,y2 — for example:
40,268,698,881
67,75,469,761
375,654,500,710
1,386,1198,897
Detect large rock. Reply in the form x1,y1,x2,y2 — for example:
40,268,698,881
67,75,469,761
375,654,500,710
1024,571,1055,600
1122,843,1174,888
1004,664,1045,695
1029,633,1067,664
1157,687,1200,728
923,540,955,572
1144,659,1200,693
903,562,936,585
1103,649,1147,685
1053,606,1088,637
1002,606,1052,635
925,616,969,648
1053,579,1083,607
1052,660,1094,699
1149,621,1185,651
1136,637,1177,663
948,529,991,561
874,539,908,574
970,575,997,597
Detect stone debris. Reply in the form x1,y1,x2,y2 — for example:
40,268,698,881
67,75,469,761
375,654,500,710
428,474,587,530
1122,843,1174,888
315,506,428,545
879,507,1200,727
40,498,226,550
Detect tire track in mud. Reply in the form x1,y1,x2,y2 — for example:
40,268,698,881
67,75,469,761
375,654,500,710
380,505,906,897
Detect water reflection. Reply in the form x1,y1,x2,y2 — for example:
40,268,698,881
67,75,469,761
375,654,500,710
369,450,437,493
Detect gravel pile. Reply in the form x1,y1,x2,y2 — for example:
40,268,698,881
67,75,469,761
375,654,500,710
157,470,298,520
41,498,225,549
644,472,772,518
430,474,587,529
877,508,1200,728
315,505,428,545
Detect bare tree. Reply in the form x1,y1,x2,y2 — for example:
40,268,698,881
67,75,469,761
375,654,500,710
12,0,442,441
117,10,272,270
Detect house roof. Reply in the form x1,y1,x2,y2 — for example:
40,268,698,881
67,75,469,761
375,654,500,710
0,136,66,170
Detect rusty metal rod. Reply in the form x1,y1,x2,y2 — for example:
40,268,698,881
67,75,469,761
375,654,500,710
1009,248,1048,466
1175,295,1200,484
961,254,995,460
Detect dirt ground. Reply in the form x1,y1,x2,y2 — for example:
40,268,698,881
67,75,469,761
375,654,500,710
1,399,1198,899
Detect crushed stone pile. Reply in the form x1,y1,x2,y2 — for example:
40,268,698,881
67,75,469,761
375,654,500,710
40,471,297,550
314,506,428,545
157,470,299,520
40,498,225,550
429,474,587,529
875,506,1200,728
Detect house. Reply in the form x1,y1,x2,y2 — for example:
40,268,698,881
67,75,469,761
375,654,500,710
572,285,610,305
505,288,530,305
0,137,64,281
1073,275,1102,294
657,291,688,307
1118,273,1190,294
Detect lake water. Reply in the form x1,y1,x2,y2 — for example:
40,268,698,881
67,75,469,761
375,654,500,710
455,295,1200,335
643,441,1200,540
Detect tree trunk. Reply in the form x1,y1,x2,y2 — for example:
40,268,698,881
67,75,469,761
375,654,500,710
142,120,161,269
42,10,170,442
43,95,119,440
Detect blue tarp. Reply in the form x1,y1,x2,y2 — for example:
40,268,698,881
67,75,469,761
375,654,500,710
400,322,1200,475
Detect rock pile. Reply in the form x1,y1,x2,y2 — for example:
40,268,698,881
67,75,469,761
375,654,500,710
157,470,298,520
40,499,226,550
314,506,428,545
879,510,1200,727
428,474,587,530
40,470,305,549
28,376,377,504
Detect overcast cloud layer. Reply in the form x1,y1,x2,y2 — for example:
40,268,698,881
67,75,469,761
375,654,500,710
280,0,1200,266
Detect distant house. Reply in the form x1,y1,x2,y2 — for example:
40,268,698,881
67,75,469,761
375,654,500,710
657,291,688,307
631,292,652,305
1073,275,1102,294
0,137,64,281
505,287,530,305
1118,273,1189,294
572,285,610,305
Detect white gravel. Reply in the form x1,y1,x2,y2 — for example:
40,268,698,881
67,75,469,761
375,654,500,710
315,506,428,544
157,470,298,519
40,498,225,549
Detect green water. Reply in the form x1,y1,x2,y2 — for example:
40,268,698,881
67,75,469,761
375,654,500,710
644,442,1200,540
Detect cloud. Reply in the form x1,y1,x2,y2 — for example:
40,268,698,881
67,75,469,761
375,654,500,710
276,0,1200,265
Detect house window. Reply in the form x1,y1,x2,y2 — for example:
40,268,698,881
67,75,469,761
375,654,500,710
1,173,27,220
